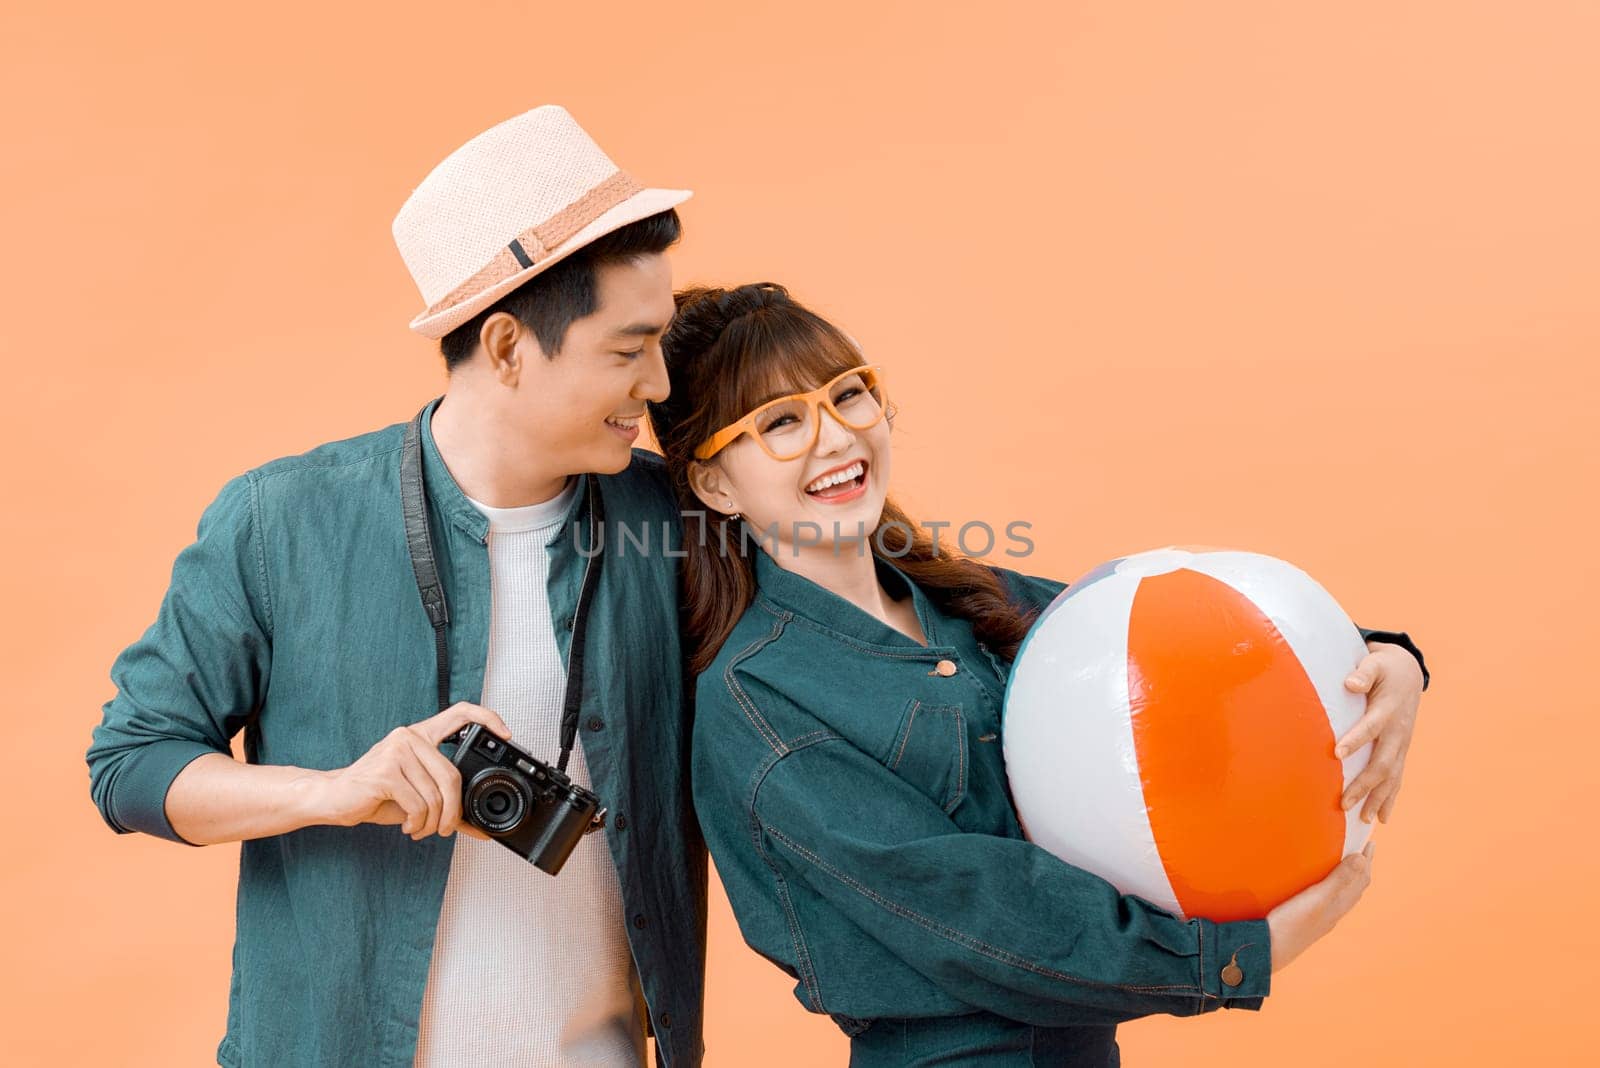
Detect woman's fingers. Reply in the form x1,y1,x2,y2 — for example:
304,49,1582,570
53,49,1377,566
1342,759,1384,814
1334,701,1387,759
1378,788,1400,824
1360,779,1392,825
1267,844,1374,971
1342,732,1403,816
1325,846,1375,922
1343,660,1378,694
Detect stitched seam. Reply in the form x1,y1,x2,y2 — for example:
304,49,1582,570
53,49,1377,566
787,729,836,749
890,700,921,770
247,440,417,618
890,701,968,812
767,823,1198,994
746,750,787,867
723,613,791,756
252,442,406,484
190,489,268,639
245,471,274,636
774,873,826,1012
764,819,1199,996
1199,922,1220,1001
754,594,957,660
945,707,968,814
750,732,840,812
980,643,1009,681
747,734,845,1013
748,732,845,874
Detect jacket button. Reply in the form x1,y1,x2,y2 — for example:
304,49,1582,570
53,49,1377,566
1220,951,1244,987
660,1012,673,1028
934,660,958,677
614,814,628,831
587,717,605,731
633,914,649,930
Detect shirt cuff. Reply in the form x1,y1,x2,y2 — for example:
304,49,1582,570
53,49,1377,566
102,738,220,845
1357,628,1430,692
1199,917,1271,1004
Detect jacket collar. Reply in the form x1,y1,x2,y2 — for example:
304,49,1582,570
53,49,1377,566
750,543,953,653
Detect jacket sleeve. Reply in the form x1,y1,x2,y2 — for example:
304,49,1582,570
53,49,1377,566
1355,628,1430,691
751,730,1270,1028
991,565,1068,616
991,565,1430,691
86,473,273,844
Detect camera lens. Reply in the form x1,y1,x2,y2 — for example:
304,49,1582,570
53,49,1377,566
466,769,528,835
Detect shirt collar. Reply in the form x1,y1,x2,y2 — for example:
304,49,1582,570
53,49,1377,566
750,543,951,652
464,476,578,534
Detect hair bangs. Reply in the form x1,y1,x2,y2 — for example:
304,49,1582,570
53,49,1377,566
709,306,867,434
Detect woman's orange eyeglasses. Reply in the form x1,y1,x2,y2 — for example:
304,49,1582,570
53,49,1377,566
694,366,890,462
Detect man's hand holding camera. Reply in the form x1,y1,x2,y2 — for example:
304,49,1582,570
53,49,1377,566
309,703,511,841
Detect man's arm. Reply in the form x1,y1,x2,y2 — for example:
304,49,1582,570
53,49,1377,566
87,474,273,843
85,473,508,846
161,705,512,844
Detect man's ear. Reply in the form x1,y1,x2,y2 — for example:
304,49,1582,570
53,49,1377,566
687,459,736,515
479,312,532,385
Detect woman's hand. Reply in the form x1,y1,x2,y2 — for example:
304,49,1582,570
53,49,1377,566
1266,842,1375,972
1334,642,1426,824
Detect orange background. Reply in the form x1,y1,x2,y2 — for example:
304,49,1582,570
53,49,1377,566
2,2,1594,1064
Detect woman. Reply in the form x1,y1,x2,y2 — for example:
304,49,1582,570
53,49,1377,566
647,283,1426,1066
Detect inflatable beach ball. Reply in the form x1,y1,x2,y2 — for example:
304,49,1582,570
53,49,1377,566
1002,547,1374,922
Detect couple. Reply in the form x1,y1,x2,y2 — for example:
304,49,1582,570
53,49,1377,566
85,107,1429,1067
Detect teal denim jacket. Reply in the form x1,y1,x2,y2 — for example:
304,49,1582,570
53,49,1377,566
692,546,1426,1061
85,400,706,1068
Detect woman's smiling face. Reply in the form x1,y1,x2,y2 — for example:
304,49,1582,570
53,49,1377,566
691,365,893,556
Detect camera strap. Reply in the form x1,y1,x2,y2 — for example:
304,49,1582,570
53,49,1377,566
401,401,605,773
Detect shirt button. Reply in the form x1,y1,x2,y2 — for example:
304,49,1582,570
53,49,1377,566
614,814,628,831
1220,951,1244,987
633,914,649,930
587,717,605,731
933,660,958,677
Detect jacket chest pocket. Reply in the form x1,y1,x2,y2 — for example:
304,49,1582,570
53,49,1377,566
883,699,968,815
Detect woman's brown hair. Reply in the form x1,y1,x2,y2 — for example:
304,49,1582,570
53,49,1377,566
649,282,1042,676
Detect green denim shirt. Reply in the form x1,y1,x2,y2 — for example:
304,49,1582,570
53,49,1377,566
85,399,707,1067
692,546,1427,1047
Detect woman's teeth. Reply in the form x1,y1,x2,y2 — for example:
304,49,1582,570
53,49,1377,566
606,415,641,430
805,461,866,494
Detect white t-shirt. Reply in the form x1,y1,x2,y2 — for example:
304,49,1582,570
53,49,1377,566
415,478,645,1067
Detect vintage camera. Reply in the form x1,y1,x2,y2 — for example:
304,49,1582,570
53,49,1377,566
448,724,605,875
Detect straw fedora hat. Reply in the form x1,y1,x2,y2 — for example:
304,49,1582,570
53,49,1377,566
393,105,692,339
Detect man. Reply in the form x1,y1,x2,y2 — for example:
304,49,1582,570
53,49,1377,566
86,106,705,1067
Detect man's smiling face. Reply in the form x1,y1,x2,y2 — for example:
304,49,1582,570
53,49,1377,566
507,252,676,475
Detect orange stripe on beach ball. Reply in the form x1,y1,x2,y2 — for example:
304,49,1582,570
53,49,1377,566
1127,568,1346,921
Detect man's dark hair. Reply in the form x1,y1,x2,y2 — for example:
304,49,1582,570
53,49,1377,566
439,208,682,370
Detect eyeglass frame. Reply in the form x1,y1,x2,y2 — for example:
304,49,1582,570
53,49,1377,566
693,365,891,461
